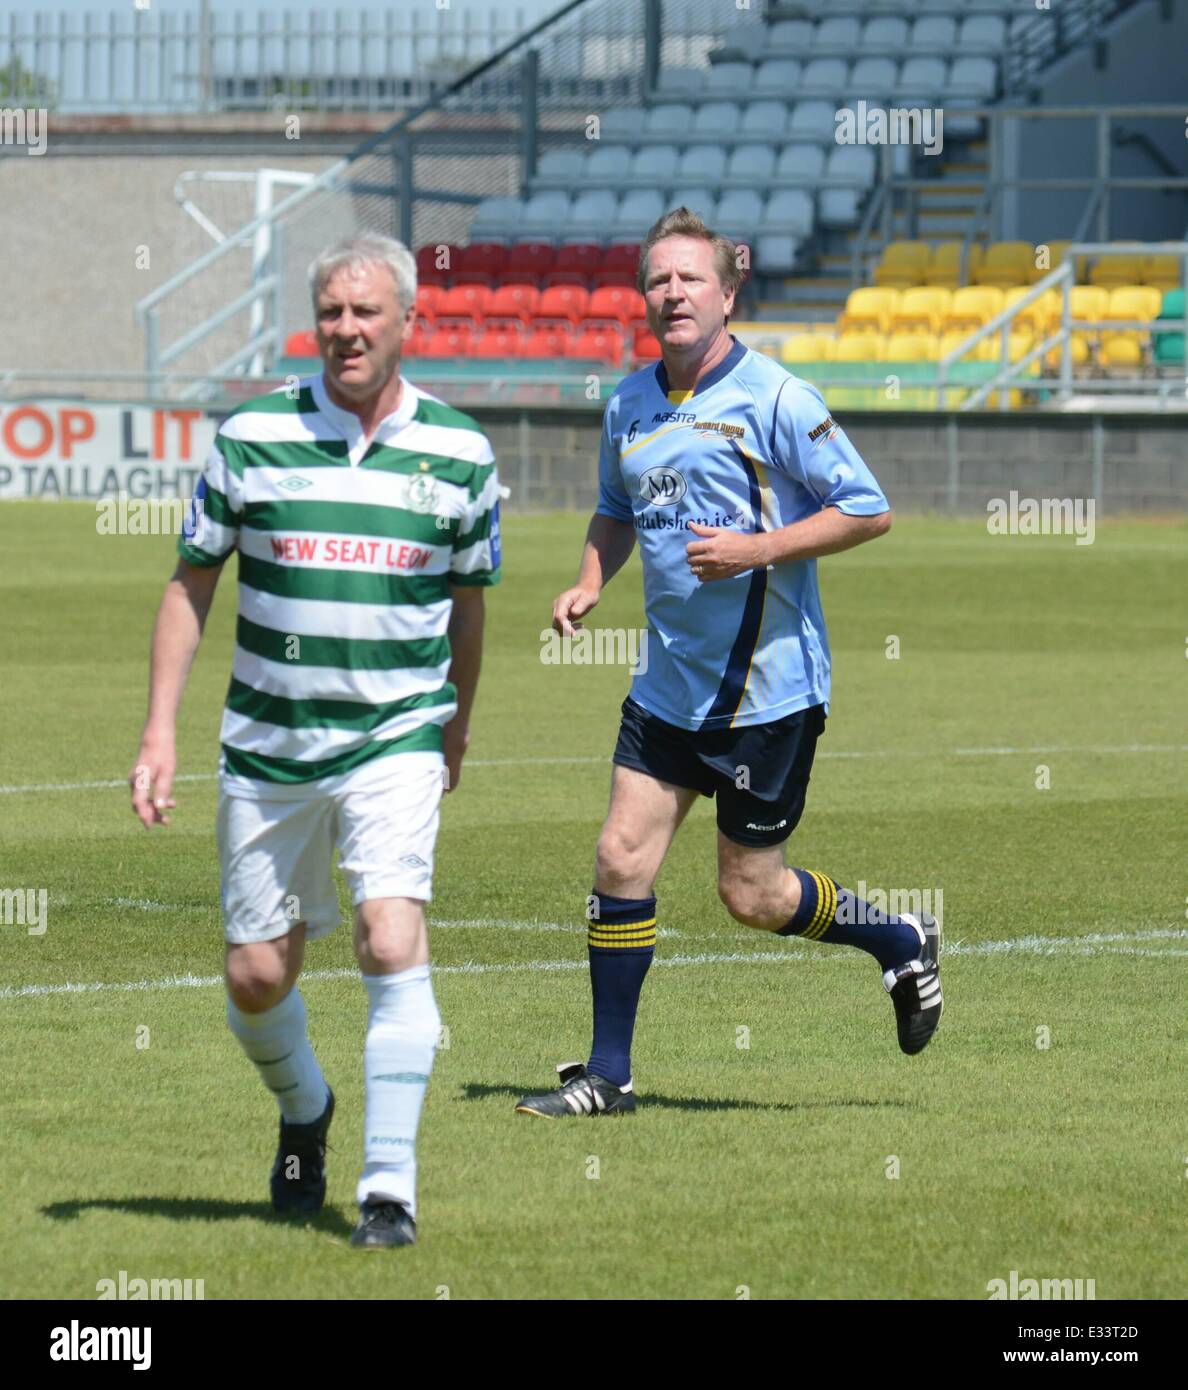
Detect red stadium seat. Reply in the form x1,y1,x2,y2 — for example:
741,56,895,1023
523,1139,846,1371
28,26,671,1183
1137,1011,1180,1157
284,330,318,356
505,241,557,280
536,285,589,326
415,285,445,320
632,325,661,363
570,327,624,365
555,243,604,280
524,325,573,358
473,327,524,357
601,243,640,275
455,241,507,281
586,285,646,327
591,269,639,290
438,284,492,325
415,243,456,285
407,322,432,355
420,325,474,357
487,282,541,325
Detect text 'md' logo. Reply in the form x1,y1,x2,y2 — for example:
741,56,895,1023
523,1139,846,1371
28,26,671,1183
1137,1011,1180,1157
639,465,687,507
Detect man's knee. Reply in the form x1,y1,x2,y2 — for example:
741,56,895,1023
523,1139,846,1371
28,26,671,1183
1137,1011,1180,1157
594,825,653,894
225,933,302,1013
717,872,772,929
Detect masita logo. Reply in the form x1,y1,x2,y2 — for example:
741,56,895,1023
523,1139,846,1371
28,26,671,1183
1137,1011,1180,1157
639,465,687,507
49,1321,151,1370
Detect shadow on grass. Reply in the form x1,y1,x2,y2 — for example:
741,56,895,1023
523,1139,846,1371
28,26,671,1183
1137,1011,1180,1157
460,1083,917,1114
41,1196,355,1237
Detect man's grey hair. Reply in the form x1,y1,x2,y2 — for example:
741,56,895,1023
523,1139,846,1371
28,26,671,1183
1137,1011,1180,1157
308,234,417,310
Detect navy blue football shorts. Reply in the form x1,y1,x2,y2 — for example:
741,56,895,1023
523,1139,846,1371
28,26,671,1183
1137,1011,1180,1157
611,697,827,848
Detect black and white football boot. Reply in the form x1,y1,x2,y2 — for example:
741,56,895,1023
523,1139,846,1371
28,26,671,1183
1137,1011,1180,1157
883,911,943,1055
350,1200,417,1250
270,1086,335,1215
515,1062,636,1117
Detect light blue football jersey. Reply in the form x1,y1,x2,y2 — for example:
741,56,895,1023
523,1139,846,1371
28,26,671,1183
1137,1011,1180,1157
596,335,889,731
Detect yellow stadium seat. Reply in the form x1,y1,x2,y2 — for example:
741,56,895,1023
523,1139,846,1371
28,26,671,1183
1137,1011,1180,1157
839,287,900,335
1088,249,1144,288
1103,286,1162,348
1098,335,1143,368
1141,253,1183,291
884,332,939,362
943,285,1005,332
781,333,834,364
889,287,952,334
1038,240,1088,283
1003,287,1060,337
974,241,1033,288
874,240,931,288
1069,285,1109,332
923,242,982,287
1045,337,1091,369
834,332,885,362
938,330,992,363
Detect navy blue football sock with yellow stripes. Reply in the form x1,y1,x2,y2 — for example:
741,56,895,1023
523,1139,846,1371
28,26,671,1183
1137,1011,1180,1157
586,892,656,1087
777,869,921,970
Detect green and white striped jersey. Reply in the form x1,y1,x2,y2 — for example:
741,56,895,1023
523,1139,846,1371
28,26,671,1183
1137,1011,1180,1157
178,374,501,788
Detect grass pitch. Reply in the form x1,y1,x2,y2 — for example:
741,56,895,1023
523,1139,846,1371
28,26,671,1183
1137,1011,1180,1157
0,504,1185,1300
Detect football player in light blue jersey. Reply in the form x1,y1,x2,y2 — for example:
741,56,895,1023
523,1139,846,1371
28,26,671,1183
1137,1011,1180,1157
517,208,943,1119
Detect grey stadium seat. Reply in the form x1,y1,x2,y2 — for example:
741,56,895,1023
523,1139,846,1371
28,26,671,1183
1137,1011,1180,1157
630,145,679,185
788,100,837,145
958,16,1008,53
716,189,766,240
704,62,754,98
599,107,643,141
798,59,850,98
760,189,814,237
944,56,999,139
647,103,694,137
668,189,719,222
740,100,789,138
753,59,802,97
775,143,826,183
849,57,898,101
655,67,704,100
894,57,948,104
585,144,631,181
767,19,814,53
518,190,573,241
820,147,876,228
860,17,909,52
909,17,958,53
562,190,617,241
613,190,666,241
755,234,800,275
812,17,861,51
727,144,777,181
677,144,727,183
692,101,742,137
469,196,522,243
536,148,585,182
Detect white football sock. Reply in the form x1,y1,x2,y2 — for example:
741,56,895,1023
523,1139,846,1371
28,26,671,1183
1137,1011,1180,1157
226,988,329,1124
357,965,441,1218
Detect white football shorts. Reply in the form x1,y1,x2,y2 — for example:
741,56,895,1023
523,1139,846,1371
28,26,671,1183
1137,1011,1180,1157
217,751,444,945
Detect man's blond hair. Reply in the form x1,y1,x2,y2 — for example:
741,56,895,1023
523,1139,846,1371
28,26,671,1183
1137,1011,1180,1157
635,206,744,302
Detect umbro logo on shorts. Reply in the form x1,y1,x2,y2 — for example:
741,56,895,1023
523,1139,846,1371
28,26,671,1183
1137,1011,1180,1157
398,853,428,869
278,475,313,491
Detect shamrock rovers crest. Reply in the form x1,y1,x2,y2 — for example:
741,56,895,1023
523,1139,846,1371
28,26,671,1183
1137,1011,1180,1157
406,471,439,513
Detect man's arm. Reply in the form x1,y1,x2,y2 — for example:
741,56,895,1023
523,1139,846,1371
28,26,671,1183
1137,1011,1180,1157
128,558,224,827
441,584,486,793
551,512,636,635
685,507,890,582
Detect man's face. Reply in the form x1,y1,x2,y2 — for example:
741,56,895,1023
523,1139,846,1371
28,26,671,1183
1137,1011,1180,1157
642,235,734,355
315,261,413,400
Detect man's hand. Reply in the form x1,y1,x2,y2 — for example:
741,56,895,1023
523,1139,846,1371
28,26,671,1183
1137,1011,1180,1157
129,730,177,828
442,719,469,794
552,584,600,636
685,523,767,582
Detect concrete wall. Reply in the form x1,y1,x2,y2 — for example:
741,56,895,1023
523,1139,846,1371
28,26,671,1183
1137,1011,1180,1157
471,407,1188,514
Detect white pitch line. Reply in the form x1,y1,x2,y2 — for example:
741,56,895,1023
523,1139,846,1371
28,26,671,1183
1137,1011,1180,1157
1,743,1184,797
1,927,1183,1003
